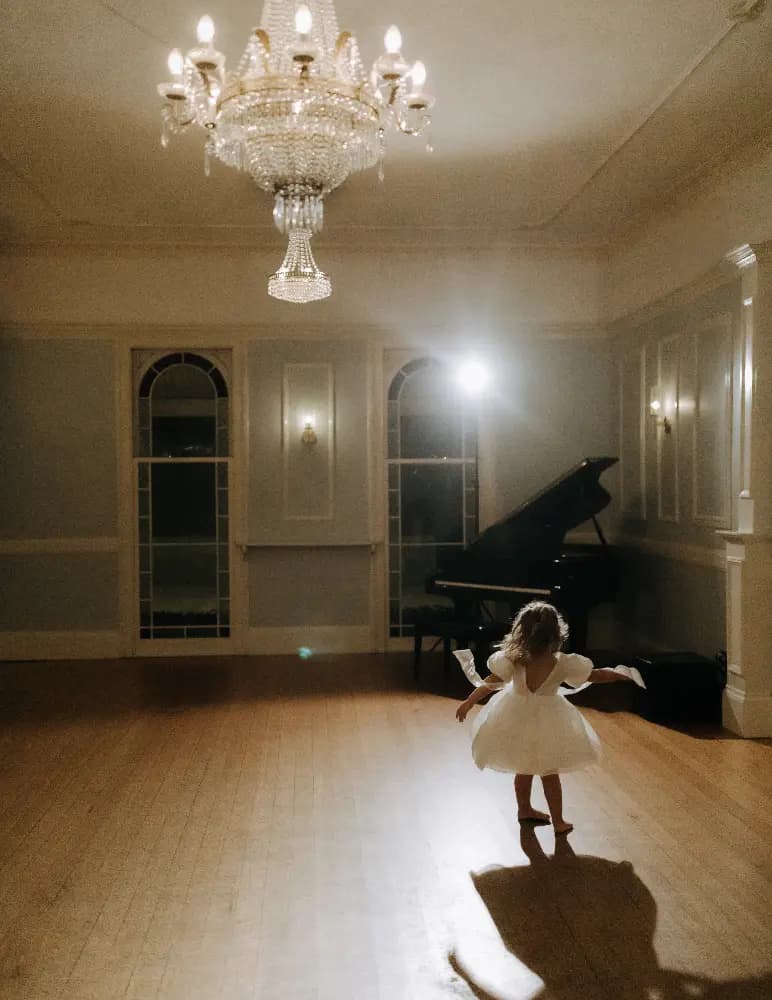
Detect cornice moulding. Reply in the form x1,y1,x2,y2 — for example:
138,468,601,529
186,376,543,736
606,257,742,331
0,320,609,342
0,231,609,256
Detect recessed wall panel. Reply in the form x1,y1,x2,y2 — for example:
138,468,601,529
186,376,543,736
0,339,117,538
248,548,369,627
0,553,119,630
693,320,731,526
619,348,644,519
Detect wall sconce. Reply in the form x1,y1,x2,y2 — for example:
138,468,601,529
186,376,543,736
300,414,318,446
649,389,672,435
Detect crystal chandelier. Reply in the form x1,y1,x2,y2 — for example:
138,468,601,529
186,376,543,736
157,1,434,303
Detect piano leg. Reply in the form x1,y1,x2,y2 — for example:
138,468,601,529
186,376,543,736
563,606,588,654
413,629,423,680
443,636,453,675
413,623,474,681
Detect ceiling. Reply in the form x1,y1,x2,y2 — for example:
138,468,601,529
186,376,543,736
2,0,772,250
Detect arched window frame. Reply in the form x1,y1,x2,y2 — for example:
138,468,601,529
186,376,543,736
134,351,231,641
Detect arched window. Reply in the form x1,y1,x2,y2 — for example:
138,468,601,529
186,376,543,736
387,358,478,637
135,352,230,640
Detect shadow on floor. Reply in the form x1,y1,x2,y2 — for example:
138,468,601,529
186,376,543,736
449,827,772,999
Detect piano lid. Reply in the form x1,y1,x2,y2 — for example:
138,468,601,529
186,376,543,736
460,456,618,566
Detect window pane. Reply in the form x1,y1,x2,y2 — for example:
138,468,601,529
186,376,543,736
152,417,215,457
399,414,463,459
151,464,216,539
400,465,463,543
399,545,457,626
151,364,217,457
398,366,463,459
151,543,218,626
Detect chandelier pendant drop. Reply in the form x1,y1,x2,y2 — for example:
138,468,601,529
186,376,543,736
157,2,435,304
268,229,331,303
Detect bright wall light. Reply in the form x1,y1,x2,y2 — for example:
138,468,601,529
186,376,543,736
455,358,491,396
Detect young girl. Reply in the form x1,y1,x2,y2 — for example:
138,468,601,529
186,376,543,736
455,601,639,834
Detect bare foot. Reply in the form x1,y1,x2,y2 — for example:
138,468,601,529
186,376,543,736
553,821,574,835
518,809,551,824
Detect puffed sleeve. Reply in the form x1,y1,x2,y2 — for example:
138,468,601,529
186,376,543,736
486,650,515,682
559,652,594,687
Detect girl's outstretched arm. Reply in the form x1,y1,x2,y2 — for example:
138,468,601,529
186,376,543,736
455,674,504,722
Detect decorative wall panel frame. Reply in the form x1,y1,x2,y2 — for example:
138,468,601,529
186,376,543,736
618,345,647,520
692,313,732,528
656,333,680,523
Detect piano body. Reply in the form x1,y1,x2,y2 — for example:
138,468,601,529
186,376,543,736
421,457,619,660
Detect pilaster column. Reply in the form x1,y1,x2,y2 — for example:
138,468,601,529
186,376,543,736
721,243,772,736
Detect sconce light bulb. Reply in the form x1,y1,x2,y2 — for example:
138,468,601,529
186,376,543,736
167,48,184,77
650,399,661,413
295,4,313,34
411,60,427,88
197,15,215,44
301,417,318,446
384,24,402,54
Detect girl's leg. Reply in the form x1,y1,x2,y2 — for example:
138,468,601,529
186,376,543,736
541,773,573,834
514,774,550,823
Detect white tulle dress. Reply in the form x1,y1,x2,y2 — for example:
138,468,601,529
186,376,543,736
465,650,601,776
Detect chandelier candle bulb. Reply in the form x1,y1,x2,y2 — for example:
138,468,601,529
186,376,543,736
189,15,223,74
294,5,313,35
197,16,215,44
405,60,434,112
167,48,185,78
384,25,402,54
411,59,426,87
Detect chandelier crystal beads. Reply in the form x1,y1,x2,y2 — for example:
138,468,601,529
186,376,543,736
157,1,434,303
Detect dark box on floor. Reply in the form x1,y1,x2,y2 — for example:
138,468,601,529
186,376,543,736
632,652,725,725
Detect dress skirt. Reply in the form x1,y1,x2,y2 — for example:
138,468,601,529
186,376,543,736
471,687,601,776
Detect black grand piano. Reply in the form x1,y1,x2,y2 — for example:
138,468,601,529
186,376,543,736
413,457,619,676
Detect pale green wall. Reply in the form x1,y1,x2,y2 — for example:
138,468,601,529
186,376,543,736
0,553,118,630
0,338,117,538
248,548,369,627
615,551,725,658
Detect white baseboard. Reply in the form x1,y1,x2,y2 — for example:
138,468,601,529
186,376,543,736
245,625,374,655
722,686,772,738
0,630,122,661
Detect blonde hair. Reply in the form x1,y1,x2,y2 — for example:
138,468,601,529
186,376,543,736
500,601,569,662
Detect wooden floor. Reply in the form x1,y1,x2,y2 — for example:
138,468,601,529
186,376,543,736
1,653,771,1000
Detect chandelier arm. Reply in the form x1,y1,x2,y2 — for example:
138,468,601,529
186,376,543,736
255,28,271,56
334,31,352,58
